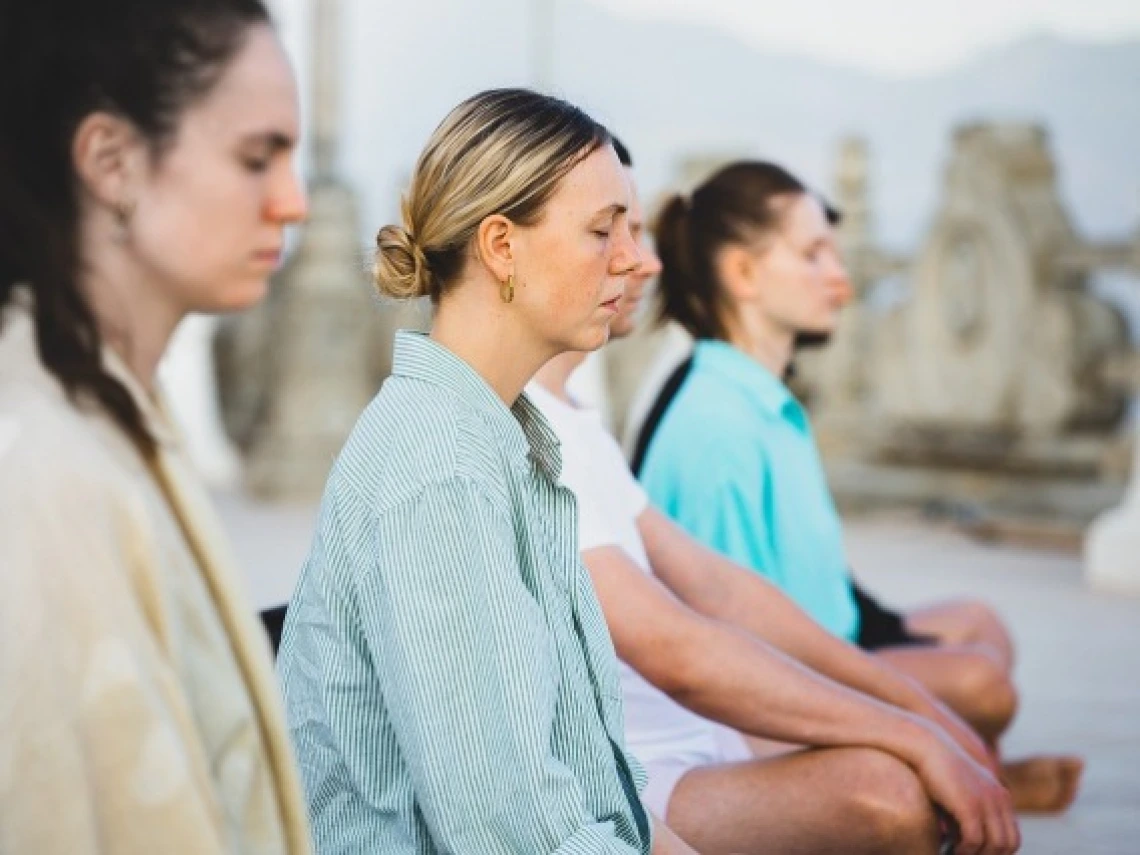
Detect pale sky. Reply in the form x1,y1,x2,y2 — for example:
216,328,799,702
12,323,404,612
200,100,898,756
595,0,1140,75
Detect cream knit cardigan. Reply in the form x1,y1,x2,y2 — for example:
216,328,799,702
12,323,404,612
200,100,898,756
0,299,311,855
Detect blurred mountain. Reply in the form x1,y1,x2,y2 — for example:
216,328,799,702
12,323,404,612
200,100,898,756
551,6,1140,249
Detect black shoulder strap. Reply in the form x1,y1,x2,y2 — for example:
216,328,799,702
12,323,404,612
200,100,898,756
630,356,694,478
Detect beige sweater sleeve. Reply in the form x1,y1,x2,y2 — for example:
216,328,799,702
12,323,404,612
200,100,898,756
0,469,231,855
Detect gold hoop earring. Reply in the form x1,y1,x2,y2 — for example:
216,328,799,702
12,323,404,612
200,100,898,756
500,274,515,304
113,199,135,244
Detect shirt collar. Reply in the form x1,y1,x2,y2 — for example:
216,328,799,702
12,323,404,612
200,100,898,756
390,330,563,481
693,339,806,428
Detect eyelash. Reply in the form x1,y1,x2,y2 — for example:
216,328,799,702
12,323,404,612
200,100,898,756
242,156,271,174
593,230,611,239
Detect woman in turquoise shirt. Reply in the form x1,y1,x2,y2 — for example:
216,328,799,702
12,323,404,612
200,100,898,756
638,161,1081,813
639,163,861,642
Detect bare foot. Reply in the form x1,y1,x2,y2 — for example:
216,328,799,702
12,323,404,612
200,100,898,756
1001,756,1084,813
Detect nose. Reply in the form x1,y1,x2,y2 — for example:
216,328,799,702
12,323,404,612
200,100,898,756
821,248,853,305
610,220,641,277
267,163,308,224
638,242,664,278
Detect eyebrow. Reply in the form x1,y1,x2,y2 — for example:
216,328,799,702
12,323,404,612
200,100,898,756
592,202,628,220
243,131,297,153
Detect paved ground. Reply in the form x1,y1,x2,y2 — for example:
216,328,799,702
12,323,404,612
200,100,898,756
218,493,1140,854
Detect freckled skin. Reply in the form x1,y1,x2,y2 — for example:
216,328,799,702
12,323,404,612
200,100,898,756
510,146,640,355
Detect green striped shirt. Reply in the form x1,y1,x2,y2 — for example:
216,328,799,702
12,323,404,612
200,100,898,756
278,331,650,855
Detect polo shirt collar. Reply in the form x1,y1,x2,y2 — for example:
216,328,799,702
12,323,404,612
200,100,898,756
693,339,805,428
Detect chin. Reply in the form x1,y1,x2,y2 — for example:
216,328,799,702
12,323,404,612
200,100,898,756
203,277,271,314
608,316,637,340
802,312,839,337
568,324,611,354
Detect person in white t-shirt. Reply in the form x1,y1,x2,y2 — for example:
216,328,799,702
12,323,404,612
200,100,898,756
528,139,1020,855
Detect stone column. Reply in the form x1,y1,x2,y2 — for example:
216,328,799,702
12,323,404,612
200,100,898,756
1085,213,1140,595
216,0,390,501
1086,432,1140,594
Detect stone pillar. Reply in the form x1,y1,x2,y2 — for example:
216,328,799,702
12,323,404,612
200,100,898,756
215,0,391,501
1086,432,1140,594
1084,204,1140,595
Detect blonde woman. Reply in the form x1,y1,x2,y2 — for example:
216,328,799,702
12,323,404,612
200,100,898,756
278,90,692,854
0,1,311,852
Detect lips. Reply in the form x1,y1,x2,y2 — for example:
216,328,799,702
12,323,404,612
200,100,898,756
254,248,283,266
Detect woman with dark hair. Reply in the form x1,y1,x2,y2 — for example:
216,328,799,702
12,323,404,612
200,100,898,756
637,160,1082,814
0,1,311,851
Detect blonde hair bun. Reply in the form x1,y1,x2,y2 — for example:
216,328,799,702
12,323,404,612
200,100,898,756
373,223,430,300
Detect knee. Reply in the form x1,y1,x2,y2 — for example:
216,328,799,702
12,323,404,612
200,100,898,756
959,653,1019,735
958,599,1015,655
845,749,940,853
954,598,995,631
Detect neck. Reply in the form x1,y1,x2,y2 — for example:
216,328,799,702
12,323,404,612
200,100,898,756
533,350,588,403
430,284,556,406
80,223,185,393
724,309,795,379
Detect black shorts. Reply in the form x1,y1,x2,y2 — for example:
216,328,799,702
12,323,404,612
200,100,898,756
851,581,937,651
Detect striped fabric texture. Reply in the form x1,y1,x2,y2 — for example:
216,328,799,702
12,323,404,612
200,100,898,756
278,331,651,855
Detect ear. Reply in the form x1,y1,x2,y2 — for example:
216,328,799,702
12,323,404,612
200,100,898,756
473,213,515,284
71,112,144,210
715,243,760,303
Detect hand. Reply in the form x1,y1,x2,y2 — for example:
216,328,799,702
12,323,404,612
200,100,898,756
921,693,1000,777
914,728,1020,855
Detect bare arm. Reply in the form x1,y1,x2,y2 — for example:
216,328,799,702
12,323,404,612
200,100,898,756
583,544,1017,855
587,542,942,759
637,507,993,770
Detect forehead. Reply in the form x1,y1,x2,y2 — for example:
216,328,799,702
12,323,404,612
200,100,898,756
179,24,299,141
781,193,829,241
546,144,629,216
625,169,644,223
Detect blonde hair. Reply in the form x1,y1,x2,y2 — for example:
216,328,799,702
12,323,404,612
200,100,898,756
374,89,611,302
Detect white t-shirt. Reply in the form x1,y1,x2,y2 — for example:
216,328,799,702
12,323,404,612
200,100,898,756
527,381,723,765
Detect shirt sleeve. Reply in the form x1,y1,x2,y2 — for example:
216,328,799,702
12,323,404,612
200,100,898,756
0,469,232,854
645,437,779,580
353,476,641,855
559,430,648,554
573,480,625,553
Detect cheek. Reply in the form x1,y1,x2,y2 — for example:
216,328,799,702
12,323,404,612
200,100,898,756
764,259,821,312
135,170,260,279
529,235,608,316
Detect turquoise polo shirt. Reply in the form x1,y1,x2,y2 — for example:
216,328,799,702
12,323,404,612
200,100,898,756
639,340,860,642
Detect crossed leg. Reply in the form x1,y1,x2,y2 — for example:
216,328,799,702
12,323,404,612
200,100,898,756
905,598,1015,671
666,746,941,855
875,643,1018,742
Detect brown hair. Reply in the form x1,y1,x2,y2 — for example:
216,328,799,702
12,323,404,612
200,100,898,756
0,0,271,458
373,89,611,303
653,161,807,340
